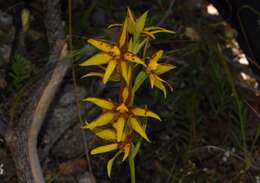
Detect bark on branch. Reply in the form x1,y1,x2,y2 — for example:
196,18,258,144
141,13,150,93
0,119,8,139
6,0,70,182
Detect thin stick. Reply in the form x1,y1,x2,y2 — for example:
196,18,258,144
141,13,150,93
244,100,260,119
0,119,7,139
157,0,176,26
68,0,94,180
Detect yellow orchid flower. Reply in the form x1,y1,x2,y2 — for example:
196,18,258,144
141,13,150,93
127,8,175,39
82,96,161,142
108,8,175,40
80,19,146,84
90,128,132,177
80,8,175,180
145,50,176,97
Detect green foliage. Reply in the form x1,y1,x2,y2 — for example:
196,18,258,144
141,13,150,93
9,53,32,90
133,14,259,182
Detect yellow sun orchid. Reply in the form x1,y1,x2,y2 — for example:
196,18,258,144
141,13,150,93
82,97,160,142
80,19,146,84
127,8,175,39
90,128,132,177
108,8,175,39
146,50,176,97
80,8,175,179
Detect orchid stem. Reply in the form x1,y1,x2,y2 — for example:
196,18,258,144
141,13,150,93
129,140,142,183
129,155,136,183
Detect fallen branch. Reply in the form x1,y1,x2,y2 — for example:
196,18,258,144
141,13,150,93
6,0,70,182
0,119,7,139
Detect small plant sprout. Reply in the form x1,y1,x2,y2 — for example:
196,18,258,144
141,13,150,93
80,8,175,182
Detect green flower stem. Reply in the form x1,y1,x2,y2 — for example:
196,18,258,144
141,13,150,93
129,155,136,183
129,141,142,183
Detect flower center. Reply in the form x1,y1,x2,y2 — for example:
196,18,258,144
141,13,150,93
149,62,158,71
116,103,129,113
109,46,121,57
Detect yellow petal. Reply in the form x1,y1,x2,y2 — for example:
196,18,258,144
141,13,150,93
149,29,176,35
131,107,161,121
107,151,121,177
129,117,150,142
83,97,115,110
154,79,167,98
91,143,118,155
127,18,136,34
81,72,120,82
121,85,130,103
128,38,134,52
149,74,156,88
127,8,136,34
81,72,104,79
144,26,164,31
148,50,164,70
94,128,117,141
144,26,175,34
120,62,128,83
80,52,112,66
135,10,148,33
154,76,173,97
119,18,128,48
121,131,127,141
122,144,131,161
155,64,176,75
142,30,156,39
113,117,125,142
83,112,115,129
127,8,135,23
107,23,122,29
103,60,117,84
88,39,120,56
124,52,146,66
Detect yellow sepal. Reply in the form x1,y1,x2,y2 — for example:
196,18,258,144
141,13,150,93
124,52,146,66
119,18,128,48
127,8,136,33
155,64,176,75
129,117,150,142
103,60,117,84
82,97,115,110
81,72,104,79
107,151,121,177
80,52,112,66
107,23,122,29
148,50,164,70
113,117,125,142
94,128,117,141
149,74,156,88
88,39,120,56
154,79,167,98
135,10,148,33
91,143,118,155
131,107,161,121
83,112,115,130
